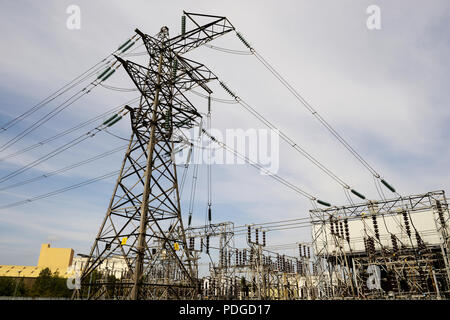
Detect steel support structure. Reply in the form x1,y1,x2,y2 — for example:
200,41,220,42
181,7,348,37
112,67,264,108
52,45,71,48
76,12,234,300
310,190,450,299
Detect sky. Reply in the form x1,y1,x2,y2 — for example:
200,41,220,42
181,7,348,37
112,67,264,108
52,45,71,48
0,0,449,266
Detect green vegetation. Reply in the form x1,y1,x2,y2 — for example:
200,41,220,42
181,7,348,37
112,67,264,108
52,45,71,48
30,268,72,298
0,277,27,297
0,268,73,298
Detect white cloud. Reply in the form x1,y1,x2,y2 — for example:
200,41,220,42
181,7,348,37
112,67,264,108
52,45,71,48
0,0,449,265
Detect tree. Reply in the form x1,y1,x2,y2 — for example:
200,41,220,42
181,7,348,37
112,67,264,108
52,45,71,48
0,277,15,296
0,277,28,297
30,268,72,298
13,277,27,297
106,274,117,298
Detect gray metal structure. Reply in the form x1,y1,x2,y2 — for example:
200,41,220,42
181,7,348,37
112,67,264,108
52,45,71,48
310,190,450,299
76,12,234,300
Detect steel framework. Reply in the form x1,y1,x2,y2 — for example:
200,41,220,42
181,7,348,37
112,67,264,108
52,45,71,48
76,12,234,300
310,190,450,299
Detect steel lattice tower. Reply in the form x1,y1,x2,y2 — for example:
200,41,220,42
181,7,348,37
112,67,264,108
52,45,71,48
76,12,234,300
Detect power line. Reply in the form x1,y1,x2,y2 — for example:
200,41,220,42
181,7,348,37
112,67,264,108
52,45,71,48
0,145,127,192
235,31,398,195
0,34,140,133
0,108,128,184
0,170,120,210
0,59,109,132
198,126,332,207
203,43,253,55
0,59,126,153
0,97,139,162
0,37,145,153
217,80,366,201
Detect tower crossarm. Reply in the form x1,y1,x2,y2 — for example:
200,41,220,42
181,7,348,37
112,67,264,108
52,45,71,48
167,12,235,54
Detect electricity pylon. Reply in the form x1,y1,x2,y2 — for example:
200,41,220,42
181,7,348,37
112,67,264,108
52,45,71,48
76,12,234,300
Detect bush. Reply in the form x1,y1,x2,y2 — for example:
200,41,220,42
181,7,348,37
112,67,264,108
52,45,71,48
0,277,15,296
0,277,27,297
30,268,72,298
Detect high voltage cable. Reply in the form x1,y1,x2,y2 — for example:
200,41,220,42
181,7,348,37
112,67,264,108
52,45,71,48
234,31,398,195
0,60,108,132
189,89,237,104
0,145,127,192
233,217,311,230
0,60,106,142
233,224,311,237
202,44,253,55
0,156,147,211
0,61,121,153
100,83,138,92
0,108,128,184
0,34,140,133
0,36,142,153
187,133,202,226
0,96,139,162
239,221,312,231
198,126,332,207
206,95,212,226
0,171,120,210
0,130,97,184
217,80,366,201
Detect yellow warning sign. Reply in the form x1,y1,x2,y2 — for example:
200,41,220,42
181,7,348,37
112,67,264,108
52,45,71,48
174,242,180,251
121,237,128,245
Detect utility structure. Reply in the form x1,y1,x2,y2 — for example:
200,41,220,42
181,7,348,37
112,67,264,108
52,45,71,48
310,190,450,299
76,12,234,300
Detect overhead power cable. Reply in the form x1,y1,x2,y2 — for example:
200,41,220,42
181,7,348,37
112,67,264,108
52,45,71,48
0,108,128,184
233,217,311,231
0,145,127,192
203,43,253,55
0,60,108,133
189,89,237,104
198,126,332,207
206,95,212,225
234,31,398,195
0,59,125,153
0,34,140,133
0,170,120,210
217,80,366,201
100,83,138,92
233,224,311,237
0,96,139,162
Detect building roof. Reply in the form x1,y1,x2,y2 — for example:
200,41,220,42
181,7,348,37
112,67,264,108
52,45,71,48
0,265,75,278
0,243,75,278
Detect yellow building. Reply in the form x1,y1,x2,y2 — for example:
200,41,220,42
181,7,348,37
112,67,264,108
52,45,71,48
0,243,74,278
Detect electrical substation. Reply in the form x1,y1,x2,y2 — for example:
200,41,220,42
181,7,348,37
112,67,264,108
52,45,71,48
1,12,449,300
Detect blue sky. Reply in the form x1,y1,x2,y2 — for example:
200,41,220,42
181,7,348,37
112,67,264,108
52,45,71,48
0,0,449,266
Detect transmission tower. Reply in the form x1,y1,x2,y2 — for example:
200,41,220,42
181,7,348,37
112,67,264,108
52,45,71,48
76,12,234,300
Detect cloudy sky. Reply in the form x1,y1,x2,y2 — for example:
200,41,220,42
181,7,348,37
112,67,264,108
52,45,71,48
0,0,449,266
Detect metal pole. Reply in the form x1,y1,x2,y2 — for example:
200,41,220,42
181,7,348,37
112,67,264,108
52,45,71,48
431,269,441,299
13,271,21,298
87,271,93,300
130,46,164,300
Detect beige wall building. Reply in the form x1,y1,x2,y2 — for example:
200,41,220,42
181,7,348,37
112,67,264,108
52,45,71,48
0,243,127,279
0,243,74,278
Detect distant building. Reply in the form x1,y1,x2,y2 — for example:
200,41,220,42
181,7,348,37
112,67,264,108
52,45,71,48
0,243,128,280
68,256,128,279
0,243,74,279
